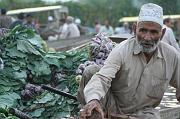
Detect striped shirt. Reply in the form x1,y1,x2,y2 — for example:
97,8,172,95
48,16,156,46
0,15,12,28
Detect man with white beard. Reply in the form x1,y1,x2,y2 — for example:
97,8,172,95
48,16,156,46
63,16,80,38
78,3,180,119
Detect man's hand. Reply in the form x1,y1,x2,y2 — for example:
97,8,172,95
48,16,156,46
80,99,104,119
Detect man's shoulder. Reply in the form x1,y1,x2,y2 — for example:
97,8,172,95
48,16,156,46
64,23,68,27
116,36,135,46
114,37,135,52
159,41,179,55
163,25,173,34
100,26,106,29
109,26,113,29
1,16,11,20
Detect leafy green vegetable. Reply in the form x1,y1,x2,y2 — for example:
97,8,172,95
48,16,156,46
0,26,89,118
0,93,20,109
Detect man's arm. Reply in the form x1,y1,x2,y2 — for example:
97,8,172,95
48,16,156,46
169,53,180,101
84,45,123,103
80,44,123,119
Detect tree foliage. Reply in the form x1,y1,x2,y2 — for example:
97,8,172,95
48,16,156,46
135,0,180,15
63,0,138,26
0,0,180,26
61,0,180,26
0,0,45,10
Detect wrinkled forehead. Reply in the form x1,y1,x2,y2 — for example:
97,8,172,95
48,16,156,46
137,21,162,30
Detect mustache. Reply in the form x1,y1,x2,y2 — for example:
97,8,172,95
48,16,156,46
138,40,159,45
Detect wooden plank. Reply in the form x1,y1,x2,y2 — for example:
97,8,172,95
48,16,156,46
46,35,92,51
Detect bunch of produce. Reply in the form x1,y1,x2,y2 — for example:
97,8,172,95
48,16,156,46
21,83,43,101
0,26,89,119
76,33,116,76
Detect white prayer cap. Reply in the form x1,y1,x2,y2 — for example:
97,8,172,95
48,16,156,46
75,18,81,25
138,3,163,27
48,16,53,21
67,16,74,22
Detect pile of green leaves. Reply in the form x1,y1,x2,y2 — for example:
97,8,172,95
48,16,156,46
0,26,88,119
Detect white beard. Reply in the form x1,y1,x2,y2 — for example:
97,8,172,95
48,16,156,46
136,37,160,53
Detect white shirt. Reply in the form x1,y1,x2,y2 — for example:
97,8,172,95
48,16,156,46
59,23,68,39
115,27,131,34
99,25,114,36
64,23,80,38
162,25,180,51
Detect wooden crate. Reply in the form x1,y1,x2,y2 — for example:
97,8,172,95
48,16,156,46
160,107,180,119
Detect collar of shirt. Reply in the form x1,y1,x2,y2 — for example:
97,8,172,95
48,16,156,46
133,38,163,59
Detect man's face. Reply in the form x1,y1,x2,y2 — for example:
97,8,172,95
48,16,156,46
136,21,162,53
59,21,63,26
167,19,174,28
26,17,32,23
104,20,109,26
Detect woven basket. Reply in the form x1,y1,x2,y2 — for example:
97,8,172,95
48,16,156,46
160,107,180,119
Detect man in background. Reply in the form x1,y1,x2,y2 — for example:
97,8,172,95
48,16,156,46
94,21,101,34
64,16,80,38
10,13,25,29
99,19,114,36
115,22,131,34
24,13,39,33
162,18,180,51
0,8,12,28
58,18,68,39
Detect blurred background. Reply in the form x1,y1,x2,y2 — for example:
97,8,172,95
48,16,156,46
1,0,180,26
2,0,180,40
